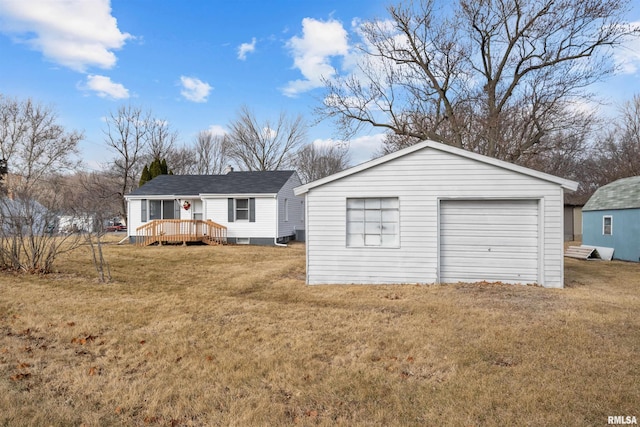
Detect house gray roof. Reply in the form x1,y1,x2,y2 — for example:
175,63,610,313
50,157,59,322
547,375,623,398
127,170,297,197
583,176,640,211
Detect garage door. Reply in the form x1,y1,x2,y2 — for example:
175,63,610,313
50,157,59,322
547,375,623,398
439,199,539,284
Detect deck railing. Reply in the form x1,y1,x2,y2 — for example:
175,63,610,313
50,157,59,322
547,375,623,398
135,219,227,246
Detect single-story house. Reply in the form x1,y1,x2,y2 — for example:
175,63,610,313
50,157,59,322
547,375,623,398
582,176,640,262
125,170,304,245
0,196,54,236
294,140,578,288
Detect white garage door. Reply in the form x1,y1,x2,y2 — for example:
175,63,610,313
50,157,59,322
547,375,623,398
439,199,539,284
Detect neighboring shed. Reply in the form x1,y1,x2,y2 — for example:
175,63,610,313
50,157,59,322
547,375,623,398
582,176,640,262
295,140,578,288
563,203,583,241
125,170,304,245
563,192,590,241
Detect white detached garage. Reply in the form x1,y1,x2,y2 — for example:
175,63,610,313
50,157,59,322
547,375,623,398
294,141,578,288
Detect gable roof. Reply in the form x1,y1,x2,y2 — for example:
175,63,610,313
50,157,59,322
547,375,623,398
583,176,640,211
294,140,578,195
126,170,297,197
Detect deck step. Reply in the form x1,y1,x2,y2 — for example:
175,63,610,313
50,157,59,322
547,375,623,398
565,246,599,260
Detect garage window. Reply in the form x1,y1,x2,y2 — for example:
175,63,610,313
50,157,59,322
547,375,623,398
603,216,613,235
347,198,399,247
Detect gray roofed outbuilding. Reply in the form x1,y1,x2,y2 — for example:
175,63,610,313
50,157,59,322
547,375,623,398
127,170,297,196
583,176,640,211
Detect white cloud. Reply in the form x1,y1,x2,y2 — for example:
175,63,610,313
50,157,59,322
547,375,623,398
312,133,385,165
237,37,256,60
179,76,212,103
207,124,227,136
283,18,349,97
0,0,131,72
82,74,129,99
613,22,640,75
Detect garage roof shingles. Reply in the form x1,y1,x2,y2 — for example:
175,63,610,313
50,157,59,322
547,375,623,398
128,170,296,196
583,176,640,211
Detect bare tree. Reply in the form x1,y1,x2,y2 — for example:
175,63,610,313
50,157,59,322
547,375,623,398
577,94,640,193
103,105,151,222
163,144,196,175
76,172,115,283
226,106,308,171
603,94,640,178
193,130,230,174
319,0,640,165
0,95,83,273
294,142,350,183
146,119,178,161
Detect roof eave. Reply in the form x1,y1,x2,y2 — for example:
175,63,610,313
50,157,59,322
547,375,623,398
294,140,580,194
124,194,200,200
199,193,277,198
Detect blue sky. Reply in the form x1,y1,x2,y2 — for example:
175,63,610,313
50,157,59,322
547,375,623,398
0,0,639,170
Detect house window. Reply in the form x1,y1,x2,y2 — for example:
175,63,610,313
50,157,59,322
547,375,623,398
347,198,399,247
284,198,289,222
603,216,613,235
235,198,249,220
142,199,176,222
228,198,255,222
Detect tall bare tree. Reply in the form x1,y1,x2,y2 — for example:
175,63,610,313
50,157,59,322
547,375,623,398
226,106,307,171
103,105,151,222
0,95,82,190
146,119,178,161
0,95,83,273
294,142,350,183
320,0,640,164
193,130,230,174
150,133,229,176
162,144,196,175
577,94,640,194
604,94,640,178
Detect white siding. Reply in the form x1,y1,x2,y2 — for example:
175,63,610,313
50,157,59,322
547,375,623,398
276,173,304,238
305,148,565,288
439,199,539,284
127,199,143,237
176,199,203,220
203,196,276,239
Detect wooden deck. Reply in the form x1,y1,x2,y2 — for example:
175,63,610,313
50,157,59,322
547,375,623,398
135,219,227,246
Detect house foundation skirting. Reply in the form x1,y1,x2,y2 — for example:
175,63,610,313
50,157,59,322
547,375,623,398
129,234,297,246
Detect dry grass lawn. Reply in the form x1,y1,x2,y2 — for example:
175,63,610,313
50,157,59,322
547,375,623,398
0,239,638,426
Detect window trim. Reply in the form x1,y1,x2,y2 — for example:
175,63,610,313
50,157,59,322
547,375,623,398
346,197,400,248
235,198,249,221
603,215,613,235
142,199,176,222
227,197,255,223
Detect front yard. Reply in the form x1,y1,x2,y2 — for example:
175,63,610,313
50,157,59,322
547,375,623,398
0,241,638,426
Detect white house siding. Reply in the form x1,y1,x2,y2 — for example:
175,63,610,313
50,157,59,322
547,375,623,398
203,196,277,239
127,199,143,237
304,148,565,288
276,173,304,239
177,199,203,220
